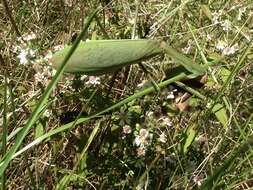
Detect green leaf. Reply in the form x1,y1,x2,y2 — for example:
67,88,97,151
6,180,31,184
218,67,231,83
182,124,197,154
212,103,228,128
35,122,44,139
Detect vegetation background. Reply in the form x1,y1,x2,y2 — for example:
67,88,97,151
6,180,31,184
0,0,252,189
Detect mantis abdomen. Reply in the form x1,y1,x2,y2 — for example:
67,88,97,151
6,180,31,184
51,39,206,76
51,40,163,75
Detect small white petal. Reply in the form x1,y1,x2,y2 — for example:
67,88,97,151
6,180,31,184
136,147,146,157
221,20,231,31
216,40,227,50
85,76,101,85
23,33,37,41
134,136,141,146
166,92,175,99
17,50,28,65
123,125,132,134
158,132,167,143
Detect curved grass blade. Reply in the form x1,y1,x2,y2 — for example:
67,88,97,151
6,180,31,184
208,38,253,113
1,73,189,164
0,8,100,177
1,73,8,189
199,135,253,190
56,121,101,189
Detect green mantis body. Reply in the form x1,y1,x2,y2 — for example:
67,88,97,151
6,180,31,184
51,39,206,76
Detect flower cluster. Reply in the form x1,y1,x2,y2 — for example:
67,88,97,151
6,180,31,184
123,125,132,134
158,116,173,127
85,76,101,86
134,128,153,157
14,32,56,86
14,33,37,65
216,40,239,56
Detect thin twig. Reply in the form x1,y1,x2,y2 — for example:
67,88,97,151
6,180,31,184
2,0,22,37
0,53,5,66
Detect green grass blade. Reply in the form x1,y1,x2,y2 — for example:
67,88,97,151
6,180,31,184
212,103,228,129
208,38,253,113
2,73,189,162
182,124,197,155
134,154,161,189
199,135,253,190
0,8,100,177
187,22,230,129
0,128,22,149
1,73,8,190
56,121,101,189
187,22,219,84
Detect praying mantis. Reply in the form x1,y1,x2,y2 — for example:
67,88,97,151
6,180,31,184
51,39,207,77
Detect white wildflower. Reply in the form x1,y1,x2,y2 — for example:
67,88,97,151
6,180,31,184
238,7,246,21
123,125,132,134
166,91,175,99
221,19,231,31
134,128,152,147
17,49,29,65
34,72,46,84
158,132,167,143
207,34,212,41
212,10,222,24
23,33,37,41
33,65,52,86
43,109,51,118
134,136,142,146
222,43,239,55
17,48,35,65
159,116,173,127
136,147,146,157
139,128,149,139
85,76,101,85
215,40,227,50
